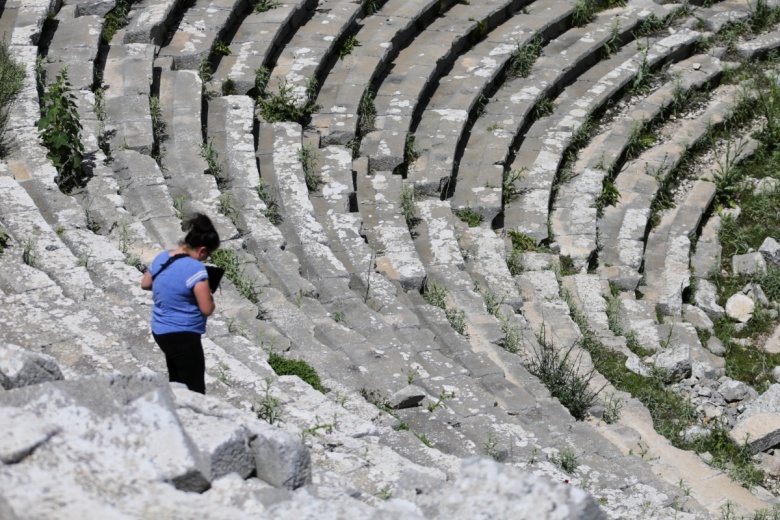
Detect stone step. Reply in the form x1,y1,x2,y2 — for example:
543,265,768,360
504,29,702,243
737,27,780,59
409,0,575,196
265,0,365,106
213,0,316,95
157,0,249,70
2,0,54,46
103,43,156,154
42,10,103,90
451,1,667,224
124,0,189,46
552,54,723,269
361,0,528,171
356,170,427,290
311,0,448,145
695,0,752,32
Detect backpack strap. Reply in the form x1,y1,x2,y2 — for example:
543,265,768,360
151,253,188,281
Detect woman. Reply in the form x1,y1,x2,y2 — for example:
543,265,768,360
141,213,220,394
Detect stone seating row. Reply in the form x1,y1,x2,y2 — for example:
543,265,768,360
451,0,667,225
505,28,702,243
360,0,531,172
552,53,723,269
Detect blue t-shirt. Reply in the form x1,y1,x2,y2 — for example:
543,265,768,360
150,251,209,335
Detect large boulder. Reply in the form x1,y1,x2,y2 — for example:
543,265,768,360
0,343,63,390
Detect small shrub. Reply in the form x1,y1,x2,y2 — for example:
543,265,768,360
507,248,525,275
38,68,85,193
456,207,483,227
257,76,321,123
603,393,623,424
423,280,448,309
22,237,37,267
298,142,320,192
0,226,8,255
532,96,554,119
269,352,326,392
201,138,226,187
222,79,238,96
499,315,523,353
218,192,239,225
558,255,576,276
198,57,213,84
507,230,537,252
602,20,621,56
526,327,601,420
149,94,166,164
482,290,504,316
572,0,595,27
595,176,620,216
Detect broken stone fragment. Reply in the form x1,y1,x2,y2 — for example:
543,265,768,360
760,237,780,268
694,279,725,319
387,384,426,409
732,252,767,276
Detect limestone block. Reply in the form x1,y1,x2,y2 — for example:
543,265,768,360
760,237,780,268
726,293,755,323
732,252,767,276
654,344,691,383
0,343,63,390
177,408,255,480
719,380,750,402
707,336,726,357
682,304,714,332
744,283,770,308
694,279,726,320
729,413,780,453
388,385,426,410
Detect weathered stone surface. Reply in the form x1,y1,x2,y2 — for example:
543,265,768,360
741,384,780,419
682,304,714,332
413,458,606,519
726,293,755,323
707,336,727,357
744,283,770,308
0,343,63,390
388,385,426,410
694,279,725,319
0,406,60,464
732,252,767,276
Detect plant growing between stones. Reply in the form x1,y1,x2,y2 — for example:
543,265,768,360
38,68,86,193
532,96,554,119
456,207,483,227
332,311,345,323
602,20,622,56
298,142,321,192
210,248,261,303
445,307,468,335
0,226,7,256
499,315,523,353
572,0,595,27
481,290,505,317
222,79,238,96
603,393,623,424
483,433,502,461
549,447,579,473
218,192,239,225
400,183,420,230
198,57,213,85
255,182,282,225
256,76,322,124
338,35,361,60
22,237,37,267
149,95,166,165
213,40,231,56
595,176,620,217
508,32,543,78
526,326,602,420
102,0,138,43
300,415,338,442
255,377,283,425
422,280,448,309
426,390,455,412
507,248,525,275
358,85,377,135
173,194,187,220
201,138,226,187
268,351,326,393
254,0,280,12
0,40,24,156
502,167,526,205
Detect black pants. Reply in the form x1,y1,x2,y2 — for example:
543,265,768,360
153,331,206,394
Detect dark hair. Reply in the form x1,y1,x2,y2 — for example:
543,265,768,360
182,213,220,252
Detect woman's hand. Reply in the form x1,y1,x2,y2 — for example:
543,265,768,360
141,271,153,290
193,279,215,316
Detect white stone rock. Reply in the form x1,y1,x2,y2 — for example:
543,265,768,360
719,380,750,402
732,252,767,276
0,343,63,390
694,279,725,320
654,344,691,383
729,413,780,453
760,237,780,268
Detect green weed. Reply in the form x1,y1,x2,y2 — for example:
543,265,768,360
268,351,326,393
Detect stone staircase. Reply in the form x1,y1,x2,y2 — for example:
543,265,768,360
3,0,780,517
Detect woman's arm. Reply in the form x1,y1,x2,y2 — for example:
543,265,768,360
193,279,215,316
141,271,153,290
